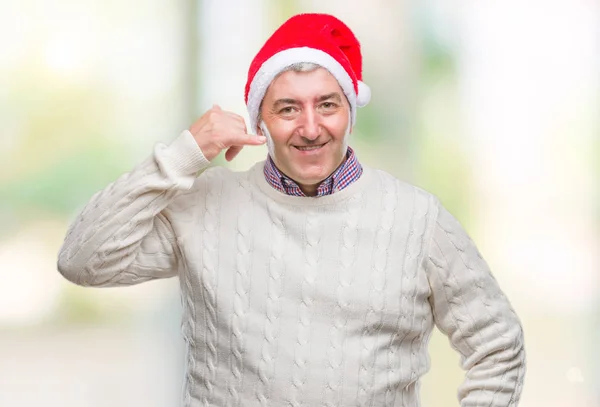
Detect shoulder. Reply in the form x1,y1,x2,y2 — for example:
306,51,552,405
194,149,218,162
367,165,442,216
362,166,473,258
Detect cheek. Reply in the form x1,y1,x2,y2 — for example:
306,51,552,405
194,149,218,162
327,116,350,139
269,123,296,146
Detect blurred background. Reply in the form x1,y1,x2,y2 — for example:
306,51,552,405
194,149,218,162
0,0,598,405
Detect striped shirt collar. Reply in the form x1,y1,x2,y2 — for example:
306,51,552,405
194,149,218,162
263,146,363,197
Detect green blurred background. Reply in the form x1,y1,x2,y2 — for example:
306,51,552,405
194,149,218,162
0,0,598,406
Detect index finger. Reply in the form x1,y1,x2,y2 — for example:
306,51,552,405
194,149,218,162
232,132,266,146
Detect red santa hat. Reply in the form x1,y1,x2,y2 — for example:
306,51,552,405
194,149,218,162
244,13,371,133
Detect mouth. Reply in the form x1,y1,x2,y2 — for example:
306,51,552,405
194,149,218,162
293,142,328,152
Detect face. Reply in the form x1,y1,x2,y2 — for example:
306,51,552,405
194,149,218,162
258,67,352,189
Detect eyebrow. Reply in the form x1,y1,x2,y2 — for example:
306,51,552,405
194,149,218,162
272,98,300,109
272,92,343,109
317,92,343,103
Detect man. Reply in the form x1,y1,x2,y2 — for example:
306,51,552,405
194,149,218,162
58,13,526,407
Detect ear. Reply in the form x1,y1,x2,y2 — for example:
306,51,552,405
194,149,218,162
258,121,269,137
257,102,267,136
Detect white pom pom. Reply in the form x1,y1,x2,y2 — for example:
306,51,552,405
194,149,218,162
356,81,371,107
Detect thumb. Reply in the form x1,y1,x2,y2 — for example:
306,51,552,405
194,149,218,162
225,145,243,162
212,104,222,111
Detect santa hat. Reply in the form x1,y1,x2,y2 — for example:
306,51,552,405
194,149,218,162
244,13,371,133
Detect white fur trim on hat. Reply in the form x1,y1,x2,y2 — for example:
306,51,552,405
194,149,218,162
357,81,371,107
247,47,359,133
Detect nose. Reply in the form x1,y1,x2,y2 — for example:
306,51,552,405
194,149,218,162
299,108,320,141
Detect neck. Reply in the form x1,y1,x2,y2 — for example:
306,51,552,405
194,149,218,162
297,182,319,197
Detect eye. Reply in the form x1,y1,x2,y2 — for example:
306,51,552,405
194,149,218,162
279,106,296,114
320,102,338,110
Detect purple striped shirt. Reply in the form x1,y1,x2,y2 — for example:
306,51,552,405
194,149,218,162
263,146,363,197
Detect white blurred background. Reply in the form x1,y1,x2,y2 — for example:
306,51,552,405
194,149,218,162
0,0,598,405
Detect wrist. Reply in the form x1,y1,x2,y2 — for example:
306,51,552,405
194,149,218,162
199,143,219,162
157,130,211,177
192,135,219,162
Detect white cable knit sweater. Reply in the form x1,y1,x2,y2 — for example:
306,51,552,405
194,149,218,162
57,130,526,406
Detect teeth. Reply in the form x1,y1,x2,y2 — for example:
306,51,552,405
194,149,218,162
296,144,324,151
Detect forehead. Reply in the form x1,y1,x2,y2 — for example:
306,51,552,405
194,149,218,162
264,67,345,102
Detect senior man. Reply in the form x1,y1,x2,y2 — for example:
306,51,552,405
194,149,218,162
58,13,526,407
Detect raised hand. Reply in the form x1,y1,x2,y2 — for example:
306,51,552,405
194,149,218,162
189,104,267,162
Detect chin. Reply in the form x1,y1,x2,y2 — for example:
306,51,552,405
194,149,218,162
277,150,343,183
292,164,333,184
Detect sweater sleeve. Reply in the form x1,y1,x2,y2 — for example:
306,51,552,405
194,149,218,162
424,199,526,406
57,130,211,287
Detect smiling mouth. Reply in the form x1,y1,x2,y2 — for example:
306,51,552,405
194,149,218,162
294,142,327,151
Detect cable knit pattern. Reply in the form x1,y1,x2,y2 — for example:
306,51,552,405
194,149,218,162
228,178,254,407
426,204,526,406
322,193,362,407
289,208,323,407
383,187,416,406
200,169,221,407
57,132,525,407
255,200,287,405
357,176,397,406
390,187,432,407
180,194,198,407
181,260,197,407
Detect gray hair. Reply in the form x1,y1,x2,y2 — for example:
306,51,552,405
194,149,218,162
283,62,321,73
257,63,322,124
